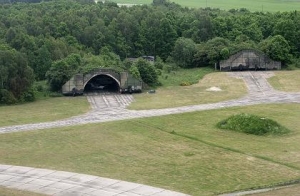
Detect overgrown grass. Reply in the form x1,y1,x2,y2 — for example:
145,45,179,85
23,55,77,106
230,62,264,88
112,0,300,12
159,67,213,87
268,70,300,92
1,104,300,195
0,97,90,127
129,69,247,109
0,186,46,196
216,113,290,136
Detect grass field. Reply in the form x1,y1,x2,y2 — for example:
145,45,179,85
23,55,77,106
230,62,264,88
0,97,90,127
268,70,300,92
129,69,247,110
113,0,300,12
1,103,300,195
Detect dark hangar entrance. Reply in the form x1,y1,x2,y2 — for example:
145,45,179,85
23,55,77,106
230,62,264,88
84,74,119,93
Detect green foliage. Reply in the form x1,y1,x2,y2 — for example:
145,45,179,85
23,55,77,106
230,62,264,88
134,58,159,86
1,0,300,98
154,56,164,69
129,65,141,79
180,81,191,86
0,89,17,105
81,49,123,74
259,35,291,65
172,37,197,68
21,87,36,102
46,54,81,91
0,46,35,104
195,37,231,66
160,67,212,87
217,113,290,136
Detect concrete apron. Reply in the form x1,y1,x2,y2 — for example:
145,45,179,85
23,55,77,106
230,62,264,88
0,164,189,196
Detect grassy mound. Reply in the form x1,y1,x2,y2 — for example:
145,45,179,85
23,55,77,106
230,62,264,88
217,113,290,136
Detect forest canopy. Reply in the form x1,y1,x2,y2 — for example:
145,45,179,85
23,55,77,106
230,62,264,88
0,0,300,104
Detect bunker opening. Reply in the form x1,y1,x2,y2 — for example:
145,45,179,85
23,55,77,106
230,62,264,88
84,74,120,93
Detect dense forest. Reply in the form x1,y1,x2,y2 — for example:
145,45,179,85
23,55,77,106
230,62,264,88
0,0,299,104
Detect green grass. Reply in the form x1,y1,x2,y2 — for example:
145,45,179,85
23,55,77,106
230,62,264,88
113,0,300,12
0,186,46,196
129,69,247,109
1,103,300,195
217,113,290,136
268,70,300,92
0,97,90,127
253,184,300,196
159,67,213,87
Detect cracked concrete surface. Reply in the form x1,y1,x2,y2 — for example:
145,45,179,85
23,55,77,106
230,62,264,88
0,165,189,196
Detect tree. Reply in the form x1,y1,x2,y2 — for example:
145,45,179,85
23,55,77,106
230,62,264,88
46,54,81,91
194,37,231,66
156,17,178,60
0,45,35,104
134,58,158,86
172,37,196,68
259,35,291,65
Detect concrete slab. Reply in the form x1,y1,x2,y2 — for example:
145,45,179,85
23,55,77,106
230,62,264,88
106,181,141,192
5,166,34,174
87,177,119,188
66,185,97,194
25,168,55,177
16,183,43,192
0,165,12,172
0,174,15,182
0,164,190,196
131,184,164,195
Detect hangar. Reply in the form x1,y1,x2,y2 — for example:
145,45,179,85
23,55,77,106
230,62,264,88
62,68,143,95
220,49,281,71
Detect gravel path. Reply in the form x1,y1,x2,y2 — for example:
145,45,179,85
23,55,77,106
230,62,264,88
1,71,300,134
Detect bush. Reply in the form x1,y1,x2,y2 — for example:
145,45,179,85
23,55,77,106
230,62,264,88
21,88,36,102
216,113,290,136
180,81,191,86
0,89,17,104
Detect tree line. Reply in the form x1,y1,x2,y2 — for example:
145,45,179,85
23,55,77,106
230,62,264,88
0,0,299,104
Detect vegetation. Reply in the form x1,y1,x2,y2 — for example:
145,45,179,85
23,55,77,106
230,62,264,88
113,0,300,12
0,0,300,104
217,113,290,136
129,70,247,109
268,70,300,92
1,104,300,195
0,96,89,127
0,187,46,196
254,184,300,196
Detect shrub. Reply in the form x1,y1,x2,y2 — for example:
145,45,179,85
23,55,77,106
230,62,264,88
216,113,290,136
21,88,36,102
0,89,17,104
180,81,191,86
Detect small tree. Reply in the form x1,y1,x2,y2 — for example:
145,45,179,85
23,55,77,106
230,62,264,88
134,58,158,86
172,37,197,68
46,54,81,91
259,35,291,65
